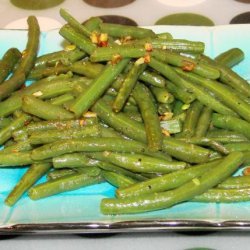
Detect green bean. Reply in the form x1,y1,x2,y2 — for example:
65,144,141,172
83,16,102,32
22,95,74,121
0,48,21,84
157,32,173,40
180,100,203,138
60,8,91,37
92,99,212,163
207,129,248,141
31,137,150,161
139,70,166,88
90,45,146,62
194,106,212,137
192,188,250,203
102,170,137,188
243,151,250,165
224,142,250,153
0,117,12,129
47,168,77,180
59,24,96,55
29,125,100,145
201,54,250,97
34,48,86,68
117,160,221,198
132,83,163,151
28,171,103,200
149,86,174,104
70,60,104,78
217,175,250,189
212,114,250,139
5,163,52,206
0,16,40,100
160,119,182,134
177,137,230,155
28,64,71,80
49,93,75,106
96,160,148,181
113,62,146,112
0,113,31,145
150,58,237,117
176,68,250,121
99,23,156,39
0,140,32,153
0,151,34,167
53,153,99,168
69,58,130,117
128,38,205,53
165,80,196,104
215,48,244,68
0,73,73,117
18,118,97,135
101,152,244,214
151,49,220,79
89,151,187,174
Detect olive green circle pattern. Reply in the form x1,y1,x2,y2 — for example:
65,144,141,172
155,13,215,26
10,0,65,10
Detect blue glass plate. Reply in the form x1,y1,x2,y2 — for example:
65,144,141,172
1,25,250,234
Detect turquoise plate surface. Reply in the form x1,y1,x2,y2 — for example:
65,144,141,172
1,25,250,234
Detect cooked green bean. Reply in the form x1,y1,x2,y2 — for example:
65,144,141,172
0,140,32,153
83,16,102,32
29,171,103,200
0,113,31,145
128,38,205,53
31,137,149,161
194,106,212,137
149,86,174,104
102,170,137,188
49,93,75,106
88,151,187,174
99,23,156,39
60,8,91,37
53,153,99,168
59,24,96,55
117,160,221,198
47,168,77,180
34,48,86,68
92,99,212,163
0,73,74,117
29,125,100,145
215,48,244,68
160,119,182,134
113,62,146,112
149,58,237,117
151,49,220,79
176,68,250,121
139,70,166,88
0,48,21,84
69,58,129,117
212,114,250,139
180,100,203,138
132,82,163,151
0,151,34,167
101,152,244,214
90,45,146,62
5,163,52,206
224,142,250,153
165,80,196,104
22,95,74,121
192,188,250,203
0,16,40,100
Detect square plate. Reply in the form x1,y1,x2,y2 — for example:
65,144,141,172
1,25,250,234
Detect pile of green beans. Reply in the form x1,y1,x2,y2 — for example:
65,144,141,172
0,9,250,215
